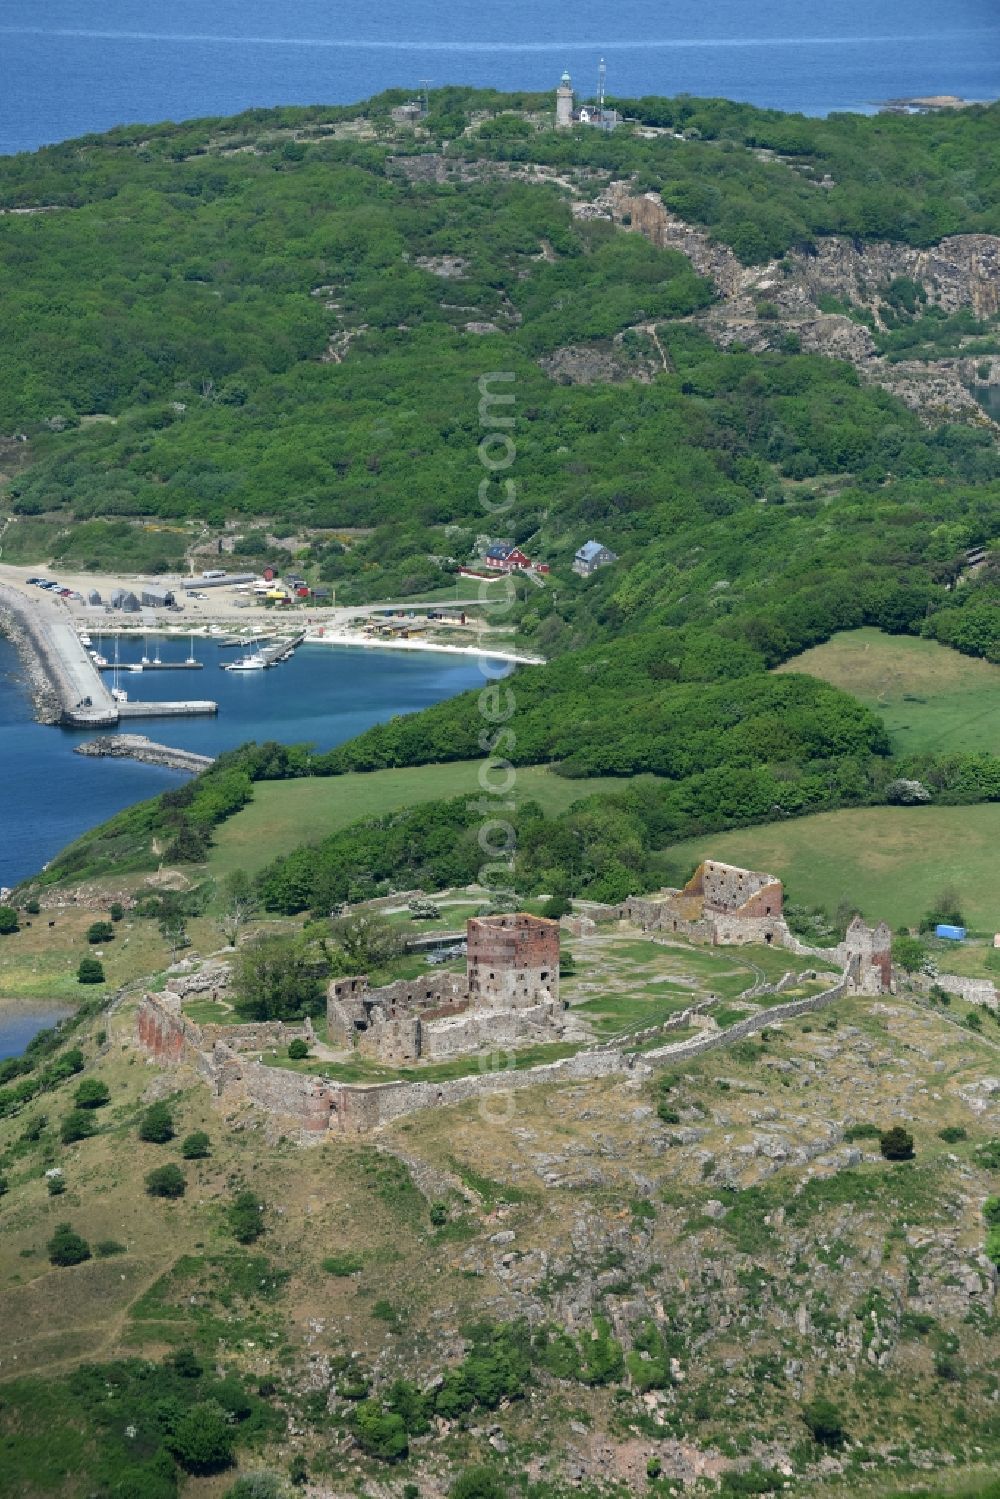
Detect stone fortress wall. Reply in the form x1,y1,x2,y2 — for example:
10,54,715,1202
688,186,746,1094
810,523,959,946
134,859,990,1141
135,970,850,1142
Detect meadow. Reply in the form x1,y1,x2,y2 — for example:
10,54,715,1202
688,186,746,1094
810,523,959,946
777,628,1000,757
666,804,1000,934
206,763,635,880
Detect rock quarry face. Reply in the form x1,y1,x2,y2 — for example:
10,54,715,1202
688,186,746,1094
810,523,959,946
573,184,1000,425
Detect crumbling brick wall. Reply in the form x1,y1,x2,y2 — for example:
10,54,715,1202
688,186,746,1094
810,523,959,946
136,993,201,1063
327,971,467,1049
200,1017,314,1053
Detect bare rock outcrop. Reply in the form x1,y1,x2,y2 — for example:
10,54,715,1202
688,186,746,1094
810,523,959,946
580,183,1000,424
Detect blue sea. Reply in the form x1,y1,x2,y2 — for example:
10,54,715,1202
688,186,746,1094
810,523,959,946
0,632,495,889
1,0,999,155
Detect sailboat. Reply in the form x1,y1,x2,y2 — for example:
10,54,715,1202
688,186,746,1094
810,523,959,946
110,637,128,703
89,632,108,668
140,634,150,665
185,633,197,665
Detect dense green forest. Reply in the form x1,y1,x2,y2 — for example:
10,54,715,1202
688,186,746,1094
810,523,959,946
5,91,1000,898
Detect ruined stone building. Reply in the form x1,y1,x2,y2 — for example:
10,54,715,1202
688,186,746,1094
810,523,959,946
326,913,563,1065
621,860,893,996
842,915,894,995
622,860,786,946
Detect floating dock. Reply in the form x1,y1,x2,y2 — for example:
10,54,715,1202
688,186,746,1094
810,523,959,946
259,631,305,667
98,659,203,671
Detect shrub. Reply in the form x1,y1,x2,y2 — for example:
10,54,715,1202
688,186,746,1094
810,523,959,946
450,1467,508,1499
0,905,19,935
47,1174,66,1196
289,1455,309,1486
983,1196,1000,1229
0,1174,8,1195
61,1109,96,1144
181,1130,211,1159
354,1399,408,1460
109,902,124,921
938,1125,968,1143
429,1201,448,1226
225,1476,283,1499
802,1396,845,1448
145,1164,186,1198
47,1221,91,1266
228,1188,265,1243
87,920,114,945
94,1239,126,1257
167,1399,235,1474
77,957,104,984
892,935,926,973
287,1038,309,1060
172,1346,203,1378
73,1078,110,1109
25,897,40,915
322,1252,362,1276
139,1101,174,1143
880,1125,915,1161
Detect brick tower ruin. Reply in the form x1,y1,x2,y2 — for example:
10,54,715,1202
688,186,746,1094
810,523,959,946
466,912,560,1008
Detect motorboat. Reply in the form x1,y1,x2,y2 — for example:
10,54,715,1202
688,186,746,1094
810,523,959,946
222,652,268,672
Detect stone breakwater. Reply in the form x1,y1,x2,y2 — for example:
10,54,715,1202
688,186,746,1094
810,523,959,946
0,581,116,726
74,735,214,773
135,972,850,1142
0,593,62,723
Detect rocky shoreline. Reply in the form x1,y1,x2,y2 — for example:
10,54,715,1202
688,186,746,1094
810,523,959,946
73,734,214,773
0,603,62,723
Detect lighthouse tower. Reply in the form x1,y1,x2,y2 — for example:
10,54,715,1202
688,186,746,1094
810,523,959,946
555,69,574,129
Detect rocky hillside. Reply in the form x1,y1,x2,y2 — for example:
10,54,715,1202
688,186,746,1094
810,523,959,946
1,969,998,1497
578,184,1000,425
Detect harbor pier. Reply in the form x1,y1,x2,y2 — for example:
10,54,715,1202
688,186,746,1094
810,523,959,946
0,583,217,727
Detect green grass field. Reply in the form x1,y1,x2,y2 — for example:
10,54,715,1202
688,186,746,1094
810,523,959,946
666,804,1000,933
778,627,1000,755
207,764,641,879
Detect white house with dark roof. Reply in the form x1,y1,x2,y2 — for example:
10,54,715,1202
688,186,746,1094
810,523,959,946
572,540,618,577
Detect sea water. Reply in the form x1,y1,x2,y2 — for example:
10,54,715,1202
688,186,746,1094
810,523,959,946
0,632,496,888
1,0,998,155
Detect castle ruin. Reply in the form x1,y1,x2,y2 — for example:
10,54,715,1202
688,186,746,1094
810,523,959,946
842,915,894,996
326,913,564,1065
621,860,892,996
622,859,787,946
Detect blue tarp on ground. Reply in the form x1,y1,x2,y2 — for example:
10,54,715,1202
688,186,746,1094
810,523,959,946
935,924,966,941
